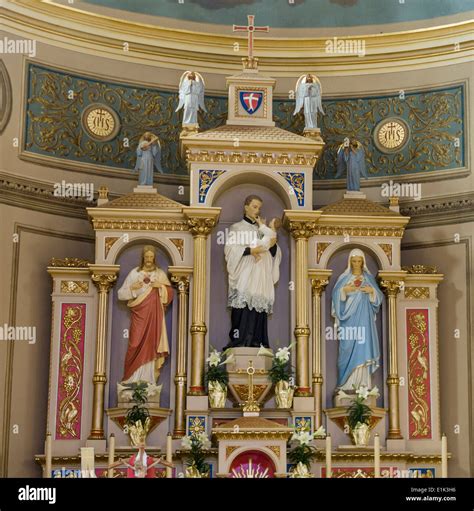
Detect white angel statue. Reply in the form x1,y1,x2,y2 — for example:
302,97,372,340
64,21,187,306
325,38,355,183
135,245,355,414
175,71,206,125
293,74,325,129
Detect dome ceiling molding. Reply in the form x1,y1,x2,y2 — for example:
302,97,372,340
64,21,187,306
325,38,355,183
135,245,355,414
2,0,473,75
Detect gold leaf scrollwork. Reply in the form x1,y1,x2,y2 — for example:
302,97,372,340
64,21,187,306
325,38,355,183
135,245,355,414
58,305,84,438
407,311,431,438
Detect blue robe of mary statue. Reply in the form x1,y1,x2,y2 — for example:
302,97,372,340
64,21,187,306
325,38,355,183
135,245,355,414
331,249,383,390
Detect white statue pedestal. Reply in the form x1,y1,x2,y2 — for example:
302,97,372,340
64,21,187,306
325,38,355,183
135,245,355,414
303,127,324,143
343,190,366,200
133,185,157,194
117,382,163,405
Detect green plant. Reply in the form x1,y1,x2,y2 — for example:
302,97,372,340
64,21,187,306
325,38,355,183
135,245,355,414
124,382,150,427
181,433,211,475
288,431,317,469
345,385,380,430
347,397,372,430
268,357,293,385
204,349,230,387
259,345,294,385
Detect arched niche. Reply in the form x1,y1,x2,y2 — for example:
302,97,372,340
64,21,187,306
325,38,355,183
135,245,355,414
319,239,389,271
108,240,175,408
107,234,178,267
207,169,294,210
208,181,291,352
323,244,387,410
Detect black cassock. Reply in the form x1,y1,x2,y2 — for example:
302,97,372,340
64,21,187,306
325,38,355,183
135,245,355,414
224,216,278,350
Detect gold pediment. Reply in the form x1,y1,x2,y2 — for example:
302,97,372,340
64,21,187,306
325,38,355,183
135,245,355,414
185,124,313,145
98,192,183,210
321,198,402,217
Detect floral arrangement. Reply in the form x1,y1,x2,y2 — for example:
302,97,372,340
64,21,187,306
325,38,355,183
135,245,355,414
288,426,326,477
123,382,150,430
257,344,294,385
181,432,211,477
346,385,380,430
204,348,234,387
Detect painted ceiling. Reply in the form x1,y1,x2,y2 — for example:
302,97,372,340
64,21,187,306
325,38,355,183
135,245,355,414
82,0,474,29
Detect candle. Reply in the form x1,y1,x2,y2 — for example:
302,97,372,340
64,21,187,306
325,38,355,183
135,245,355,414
108,433,115,479
326,434,332,478
441,434,448,478
166,433,173,478
374,433,380,478
45,432,52,479
80,447,95,478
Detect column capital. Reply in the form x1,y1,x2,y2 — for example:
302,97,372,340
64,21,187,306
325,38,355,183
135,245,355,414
183,207,221,237
169,266,193,293
309,269,333,296
378,270,407,297
89,264,120,293
283,210,321,240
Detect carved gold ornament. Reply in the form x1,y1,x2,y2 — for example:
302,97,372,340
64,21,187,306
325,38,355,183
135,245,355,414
104,237,120,258
57,305,85,438
60,280,89,294
405,287,430,299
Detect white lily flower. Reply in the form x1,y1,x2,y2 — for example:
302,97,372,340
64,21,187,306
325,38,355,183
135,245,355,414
356,385,370,400
292,431,313,445
181,436,192,450
219,352,235,366
275,346,291,363
197,432,211,450
314,426,326,438
367,386,380,398
257,345,274,358
206,350,221,367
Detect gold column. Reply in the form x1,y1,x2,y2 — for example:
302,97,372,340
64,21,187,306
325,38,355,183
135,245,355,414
284,211,320,397
379,271,406,440
169,267,192,438
183,208,220,396
88,264,119,440
309,269,332,429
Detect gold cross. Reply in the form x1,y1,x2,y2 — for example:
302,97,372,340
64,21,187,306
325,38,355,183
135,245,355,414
242,360,260,413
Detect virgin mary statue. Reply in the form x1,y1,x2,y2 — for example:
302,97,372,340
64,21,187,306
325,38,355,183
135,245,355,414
331,249,383,392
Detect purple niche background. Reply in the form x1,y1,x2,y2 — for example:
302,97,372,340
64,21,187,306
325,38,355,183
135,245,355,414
324,247,387,408
108,242,174,408
209,183,291,351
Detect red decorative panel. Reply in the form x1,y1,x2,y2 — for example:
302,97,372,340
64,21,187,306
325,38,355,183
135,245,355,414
55,304,86,439
230,450,276,478
406,308,432,439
